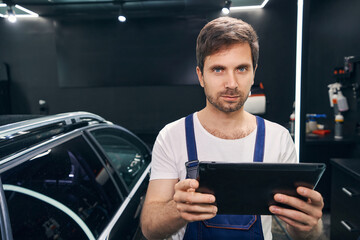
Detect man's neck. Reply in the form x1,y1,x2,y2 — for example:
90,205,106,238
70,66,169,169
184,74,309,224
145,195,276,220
197,106,256,140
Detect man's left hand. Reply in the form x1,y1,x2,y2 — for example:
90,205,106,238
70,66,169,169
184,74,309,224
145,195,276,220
269,187,324,237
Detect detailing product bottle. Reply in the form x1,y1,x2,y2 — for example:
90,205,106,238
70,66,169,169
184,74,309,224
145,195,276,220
308,117,318,132
337,90,349,112
334,114,344,139
332,92,339,116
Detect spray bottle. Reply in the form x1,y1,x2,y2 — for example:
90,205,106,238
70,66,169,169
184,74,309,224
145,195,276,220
328,83,349,112
334,113,344,139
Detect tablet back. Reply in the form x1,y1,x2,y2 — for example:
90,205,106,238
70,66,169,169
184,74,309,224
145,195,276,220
197,162,326,215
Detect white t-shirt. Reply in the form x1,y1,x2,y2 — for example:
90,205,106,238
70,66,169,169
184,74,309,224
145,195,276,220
150,112,298,240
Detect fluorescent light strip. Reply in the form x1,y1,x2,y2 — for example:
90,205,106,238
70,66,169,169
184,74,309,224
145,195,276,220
0,4,39,18
15,4,39,17
230,0,269,10
295,0,304,160
0,3,6,17
3,184,95,240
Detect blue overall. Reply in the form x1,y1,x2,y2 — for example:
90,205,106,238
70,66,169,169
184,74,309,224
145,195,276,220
183,114,265,240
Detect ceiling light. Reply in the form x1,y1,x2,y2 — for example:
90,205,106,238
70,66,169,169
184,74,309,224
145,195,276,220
222,0,231,15
118,4,126,22
0,4,39,19
14,4,39,17
118,15,126,22
6,6,16,23
230,0,269,10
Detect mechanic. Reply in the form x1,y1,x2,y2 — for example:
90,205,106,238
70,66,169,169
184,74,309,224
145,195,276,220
140,17,323,240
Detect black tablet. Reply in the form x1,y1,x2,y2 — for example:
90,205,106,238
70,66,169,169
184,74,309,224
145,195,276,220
196,162,326,215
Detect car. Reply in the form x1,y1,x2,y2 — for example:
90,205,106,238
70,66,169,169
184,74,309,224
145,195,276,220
0,112,151,240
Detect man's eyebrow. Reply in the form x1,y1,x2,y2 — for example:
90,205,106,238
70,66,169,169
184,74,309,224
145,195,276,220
235,63,252,68
208,64,226,69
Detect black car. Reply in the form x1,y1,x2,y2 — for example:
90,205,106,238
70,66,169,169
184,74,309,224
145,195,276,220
0,112,151,240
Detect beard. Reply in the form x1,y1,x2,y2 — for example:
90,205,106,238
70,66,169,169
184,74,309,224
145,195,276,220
204,86,249,113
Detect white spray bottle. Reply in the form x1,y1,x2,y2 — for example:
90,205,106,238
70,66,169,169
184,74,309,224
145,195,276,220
328,83,349,112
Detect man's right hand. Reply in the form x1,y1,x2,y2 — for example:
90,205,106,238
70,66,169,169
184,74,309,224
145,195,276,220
173,179,218,222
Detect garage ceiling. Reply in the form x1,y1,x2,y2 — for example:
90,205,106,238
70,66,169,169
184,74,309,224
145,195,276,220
0,0,268,18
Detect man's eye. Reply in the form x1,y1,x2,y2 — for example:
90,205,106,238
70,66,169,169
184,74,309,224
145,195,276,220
238,67,247,72
213,67,223,73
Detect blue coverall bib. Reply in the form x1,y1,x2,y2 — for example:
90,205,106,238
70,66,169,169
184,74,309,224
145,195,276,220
183,114,265,240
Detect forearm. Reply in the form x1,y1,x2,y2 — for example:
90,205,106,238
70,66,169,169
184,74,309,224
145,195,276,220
287,218,323,240
141,200,187,240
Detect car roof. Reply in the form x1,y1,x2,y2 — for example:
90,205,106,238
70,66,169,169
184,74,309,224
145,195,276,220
0,112,106,137
0,112,110,160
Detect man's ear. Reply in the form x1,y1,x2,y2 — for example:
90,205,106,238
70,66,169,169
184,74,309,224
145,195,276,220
196,66,205,88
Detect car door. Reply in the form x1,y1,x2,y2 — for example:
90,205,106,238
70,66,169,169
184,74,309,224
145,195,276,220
86,126,151,240
0,134,123,240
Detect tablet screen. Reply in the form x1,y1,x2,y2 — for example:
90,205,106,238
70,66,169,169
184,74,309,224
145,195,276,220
196,162,326,215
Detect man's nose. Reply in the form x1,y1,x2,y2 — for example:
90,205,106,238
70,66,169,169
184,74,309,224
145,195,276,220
225,72,238,89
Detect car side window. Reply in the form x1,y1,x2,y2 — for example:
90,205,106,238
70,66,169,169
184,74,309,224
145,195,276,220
1,135,122,239
90,128,150,189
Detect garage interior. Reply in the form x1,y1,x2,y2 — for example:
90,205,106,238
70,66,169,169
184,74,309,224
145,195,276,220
1,0,360,239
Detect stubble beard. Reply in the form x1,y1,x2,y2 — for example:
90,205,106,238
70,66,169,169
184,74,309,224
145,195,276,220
204,87,249,113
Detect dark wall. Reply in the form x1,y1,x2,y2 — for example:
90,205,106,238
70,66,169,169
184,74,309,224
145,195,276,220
305,0,360,135
0,0,297,143
302,0,360,205
0,17,206,137
230,0,297,126
56,17,205,87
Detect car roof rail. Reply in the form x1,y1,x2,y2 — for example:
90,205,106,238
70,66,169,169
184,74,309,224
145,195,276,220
0,111,106,140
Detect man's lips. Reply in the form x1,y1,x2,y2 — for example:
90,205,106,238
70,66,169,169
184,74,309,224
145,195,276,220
221,95,240,101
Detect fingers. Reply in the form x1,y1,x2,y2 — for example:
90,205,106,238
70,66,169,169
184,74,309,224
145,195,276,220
174,186,215,204
174,179,217,222
176,202,217,213
277,215,314,232
269,205,318,226
175,194,217,222
174,179,199,191
297,187,324,207
269,188,324,232
180,211,217,222
271,191,323,218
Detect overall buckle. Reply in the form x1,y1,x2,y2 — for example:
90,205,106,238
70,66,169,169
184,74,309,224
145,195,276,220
185,160,199,179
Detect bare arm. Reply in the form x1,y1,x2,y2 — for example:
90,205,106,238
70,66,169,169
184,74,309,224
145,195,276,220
140,179,186,240
269,187,324,240
141,179,217,240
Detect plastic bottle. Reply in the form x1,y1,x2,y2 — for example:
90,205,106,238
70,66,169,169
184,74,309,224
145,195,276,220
332,93,339,116
308,117,318,132
328,85,335,107
337,91,349,112
334,114,344,139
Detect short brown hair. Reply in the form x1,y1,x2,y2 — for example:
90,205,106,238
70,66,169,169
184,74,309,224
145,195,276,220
196,17,259,73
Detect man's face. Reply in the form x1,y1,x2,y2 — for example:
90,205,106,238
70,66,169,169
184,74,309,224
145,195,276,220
196,43,256,113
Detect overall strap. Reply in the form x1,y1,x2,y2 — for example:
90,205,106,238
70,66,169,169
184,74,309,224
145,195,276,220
253,116,265,163
185,114,199,179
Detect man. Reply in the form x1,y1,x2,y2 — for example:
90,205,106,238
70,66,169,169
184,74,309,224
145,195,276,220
141,17,323,240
